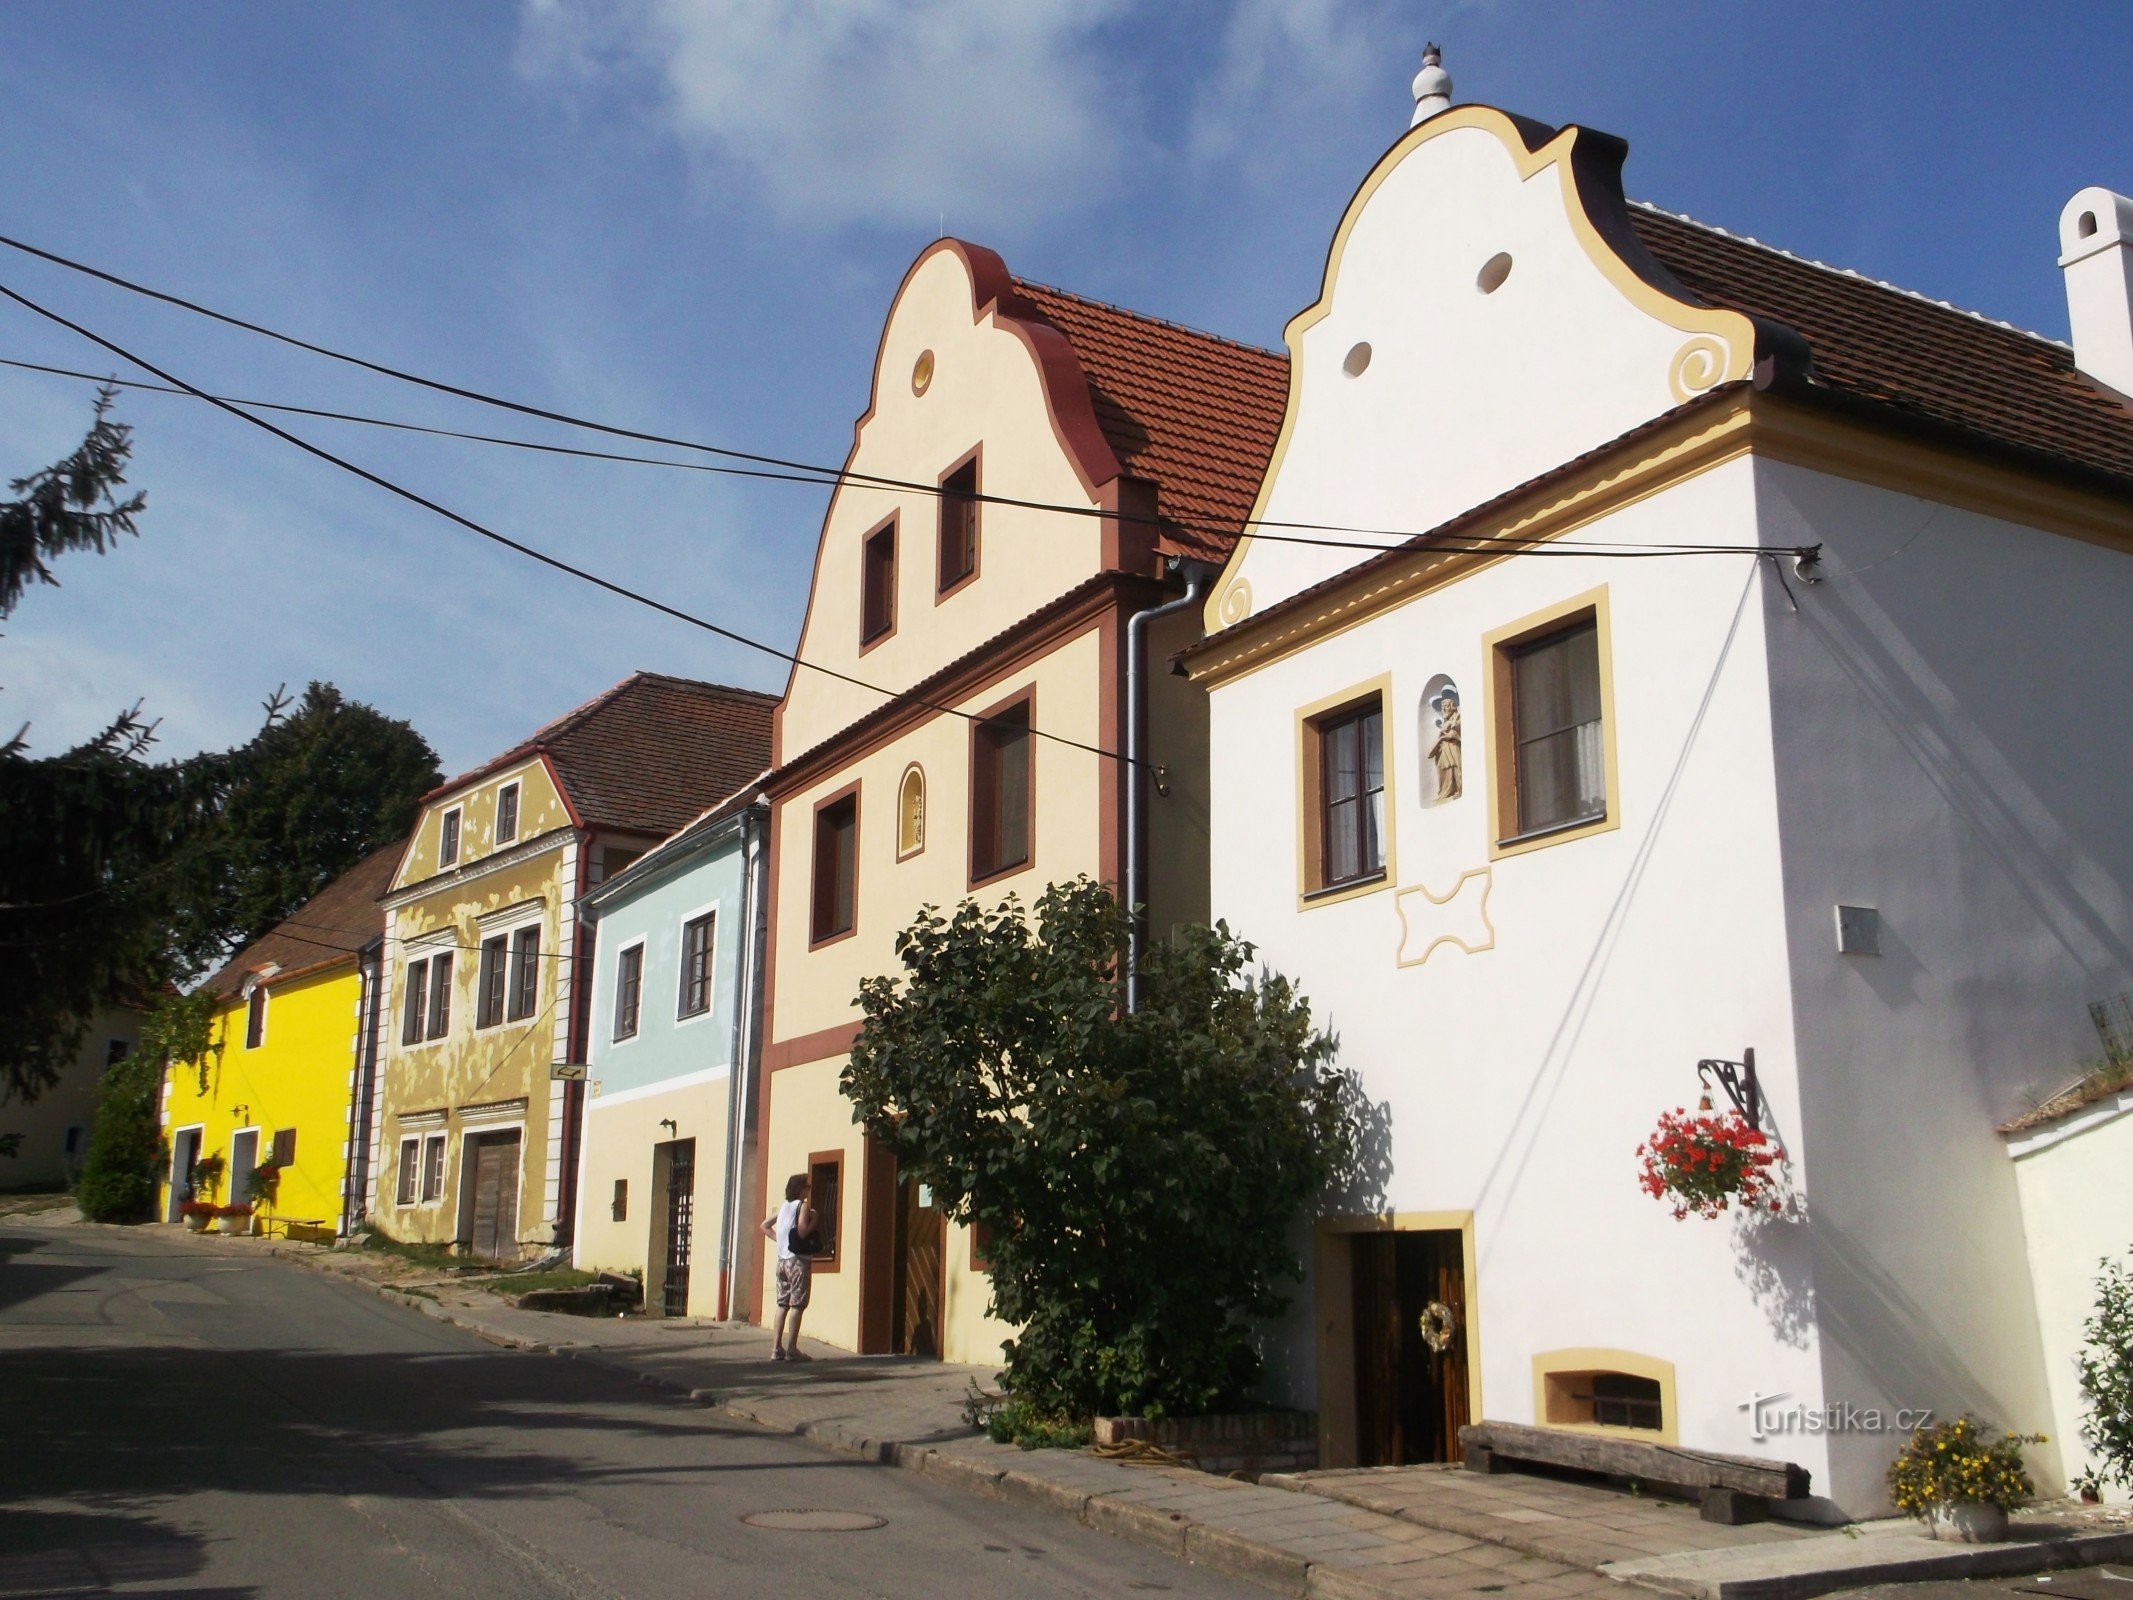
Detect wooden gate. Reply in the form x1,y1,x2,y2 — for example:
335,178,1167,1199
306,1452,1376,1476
467,1132,521,1261
662,1140,695,1318
1352,1229,1469,1466
890,1178,945,1358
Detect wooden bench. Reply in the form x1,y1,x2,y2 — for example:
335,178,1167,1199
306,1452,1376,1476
1458,1420,1810,1524
259,1215,333,1244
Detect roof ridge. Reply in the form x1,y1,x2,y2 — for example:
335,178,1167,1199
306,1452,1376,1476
618,670,780,703
1630,200,2069,351
1010,275,1284,364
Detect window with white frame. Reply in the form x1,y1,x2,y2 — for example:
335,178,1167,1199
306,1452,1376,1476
613,942,644,1040
421,1134,446,1202
244,984,267,1049
508,925,541,1020
476,934,508,1029
400,950,453,1045
678,912,715,1019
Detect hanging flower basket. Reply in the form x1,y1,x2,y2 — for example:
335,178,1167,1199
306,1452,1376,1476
1636,1106,1779,1220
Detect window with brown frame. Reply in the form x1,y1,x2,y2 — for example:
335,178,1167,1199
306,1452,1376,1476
270,1128,296,1168
861,521,897,643
244,986,267,1050
1503,617,1605,842
1310,697,1386,891
971,698,1032,882
807,1152,843,1265
937,458,978,591
678,911,715,1019
476,934,508,1029
811,792,858,942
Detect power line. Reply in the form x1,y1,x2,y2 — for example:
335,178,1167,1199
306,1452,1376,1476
0,235,1795,560
0,279,1136,769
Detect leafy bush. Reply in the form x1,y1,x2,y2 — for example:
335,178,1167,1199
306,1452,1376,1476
77,991,218,1223
845,877,1355,1422
1886,1415,2042,1515
2077,1247,2133,1490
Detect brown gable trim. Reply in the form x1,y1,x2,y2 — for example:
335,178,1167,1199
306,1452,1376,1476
767,570,1167,799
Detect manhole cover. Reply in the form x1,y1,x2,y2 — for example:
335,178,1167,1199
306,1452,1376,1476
741,1509,887,1532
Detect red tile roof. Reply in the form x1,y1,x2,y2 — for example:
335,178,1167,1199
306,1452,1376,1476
1011,280,1290,562
430,672,776,839
1631,204,2133,491
205,843,401,997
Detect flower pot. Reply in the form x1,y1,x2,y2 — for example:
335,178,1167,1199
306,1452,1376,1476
1929,1502,2009,1543
182,1212,210,1232
214,1213,253,1237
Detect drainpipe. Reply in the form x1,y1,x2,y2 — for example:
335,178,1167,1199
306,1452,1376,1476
1124,559,1215,1013
717,800,769,1319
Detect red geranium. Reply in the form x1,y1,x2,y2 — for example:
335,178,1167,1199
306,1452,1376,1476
1636,1106,1780,1220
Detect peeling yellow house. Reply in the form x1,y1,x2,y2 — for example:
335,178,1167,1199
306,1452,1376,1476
367,673,772,1259
159,846,398,1234
751,240,1287,1361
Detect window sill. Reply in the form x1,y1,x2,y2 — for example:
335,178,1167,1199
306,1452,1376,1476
1300,871,1388,909
1492,807,1618,860
969,854,1032,891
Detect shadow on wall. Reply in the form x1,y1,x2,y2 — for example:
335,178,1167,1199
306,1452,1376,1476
1320,1060,1394,1219
1733,1208,1815,1350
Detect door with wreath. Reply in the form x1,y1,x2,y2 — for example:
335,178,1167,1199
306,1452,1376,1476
1352,1229,1470,1465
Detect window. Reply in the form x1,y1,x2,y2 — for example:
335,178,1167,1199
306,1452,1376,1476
808,1151,843,1266
1540,1360,1670,1435
896,764,926,859
1314,698,1386,890
439,807,462,868
245,985,267,1050
396,1138,420,1206
495,782,520,845
103,1038,131,1071
861,521,897,644
678,912,716,1019
63,1125,84,1156
402,951,452,1045
476,934,508,1029
970,1218,996,1274
270,1128,296,1168
508,925,541,1021
1501,615,1606,843
971,697,1033,882
598,848,640,885
811,790,859,943
421,1134,446,1202
613,943,644,1040
937,456,979,592
612,1179,628,1222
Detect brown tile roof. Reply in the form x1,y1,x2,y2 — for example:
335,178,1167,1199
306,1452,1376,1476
1631,204,2133,491
206,843,401,997
434,672,776,838
1011,280,1290,562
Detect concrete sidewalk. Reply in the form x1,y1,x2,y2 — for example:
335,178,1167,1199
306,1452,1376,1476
136,1220,2133,1600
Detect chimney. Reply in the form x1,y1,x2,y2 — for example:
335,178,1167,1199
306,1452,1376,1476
2059,186,2133,396
1410,42,1452,127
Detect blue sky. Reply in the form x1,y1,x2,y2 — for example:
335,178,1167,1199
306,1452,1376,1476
1,1,2126,774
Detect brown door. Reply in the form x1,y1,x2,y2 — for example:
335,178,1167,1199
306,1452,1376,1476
890,1178,946,1358
1352,1229,1469,1466
468,1132,521,1261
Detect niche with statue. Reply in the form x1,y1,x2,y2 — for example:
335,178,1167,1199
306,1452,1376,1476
1420,675,1462,803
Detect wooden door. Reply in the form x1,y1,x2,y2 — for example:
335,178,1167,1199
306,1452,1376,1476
660,1140,695,1318
890,1178,946,1358
1351,1229,1469,1466
468,1133,521,1261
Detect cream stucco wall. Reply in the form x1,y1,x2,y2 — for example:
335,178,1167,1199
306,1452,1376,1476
575,1075,731,1318
759,1055,867,1343
2011,1097,2133,1502
0,1007,140,1191
778,244,1110,760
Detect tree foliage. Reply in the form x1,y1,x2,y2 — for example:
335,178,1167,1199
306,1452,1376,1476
2078,1246,2133,1490
76,989,220,1223
844,878,1356,1420
0,387,144,620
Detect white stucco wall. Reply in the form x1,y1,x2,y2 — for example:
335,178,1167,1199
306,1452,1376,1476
2010,1097,2133,1502
1756,459,2133,1501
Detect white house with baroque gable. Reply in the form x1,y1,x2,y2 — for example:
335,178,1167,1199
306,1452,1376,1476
1184,72,2133,1516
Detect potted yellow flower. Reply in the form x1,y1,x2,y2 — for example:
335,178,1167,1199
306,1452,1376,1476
1886,1415,2043,1542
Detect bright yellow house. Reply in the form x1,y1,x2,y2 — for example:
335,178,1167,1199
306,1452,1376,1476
159,846,399,1235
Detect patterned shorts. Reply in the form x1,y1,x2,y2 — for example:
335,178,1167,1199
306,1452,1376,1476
776,1255,812,1310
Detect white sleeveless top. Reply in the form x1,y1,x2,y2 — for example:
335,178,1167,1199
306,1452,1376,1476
775,1198,802,1261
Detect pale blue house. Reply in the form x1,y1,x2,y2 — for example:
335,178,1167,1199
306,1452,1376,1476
572,792,767,1317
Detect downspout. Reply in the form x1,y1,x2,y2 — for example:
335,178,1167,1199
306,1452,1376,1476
718,800,769,1320
1124,559,1214,1013
341,939,384,1238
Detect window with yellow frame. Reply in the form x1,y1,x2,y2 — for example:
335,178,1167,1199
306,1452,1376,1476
1484,588,1620,858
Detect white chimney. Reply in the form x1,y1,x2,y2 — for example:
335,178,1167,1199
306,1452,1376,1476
2059,187,2133,396
1411,42,1452,127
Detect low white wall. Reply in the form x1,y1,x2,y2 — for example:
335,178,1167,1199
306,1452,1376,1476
2010,1094,2133,1503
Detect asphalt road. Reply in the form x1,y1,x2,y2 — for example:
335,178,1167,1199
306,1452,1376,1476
0,1218,1259,1599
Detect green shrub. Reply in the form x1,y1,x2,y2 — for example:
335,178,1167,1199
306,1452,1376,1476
77,991,218,1224
846,878,1355,1423
1886,1415,2041,1515
2077,1247,2133,1490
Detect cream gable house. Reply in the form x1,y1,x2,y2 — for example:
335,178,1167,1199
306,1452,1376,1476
1184,75,2133,1515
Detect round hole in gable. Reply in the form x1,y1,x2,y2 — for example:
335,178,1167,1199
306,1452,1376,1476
911,349,935,395
1342,341,1373,377
1477,252,1514,294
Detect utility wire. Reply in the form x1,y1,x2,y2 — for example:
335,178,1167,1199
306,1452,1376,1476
0,236,1798,560
0,279,1136,768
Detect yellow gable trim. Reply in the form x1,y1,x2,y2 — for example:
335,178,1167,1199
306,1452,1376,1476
1207,105,1760,633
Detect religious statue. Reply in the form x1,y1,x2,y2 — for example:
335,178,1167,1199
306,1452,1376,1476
1426,686,1462,801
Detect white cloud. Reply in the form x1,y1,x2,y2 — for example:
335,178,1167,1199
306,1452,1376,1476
518,0,1135,234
